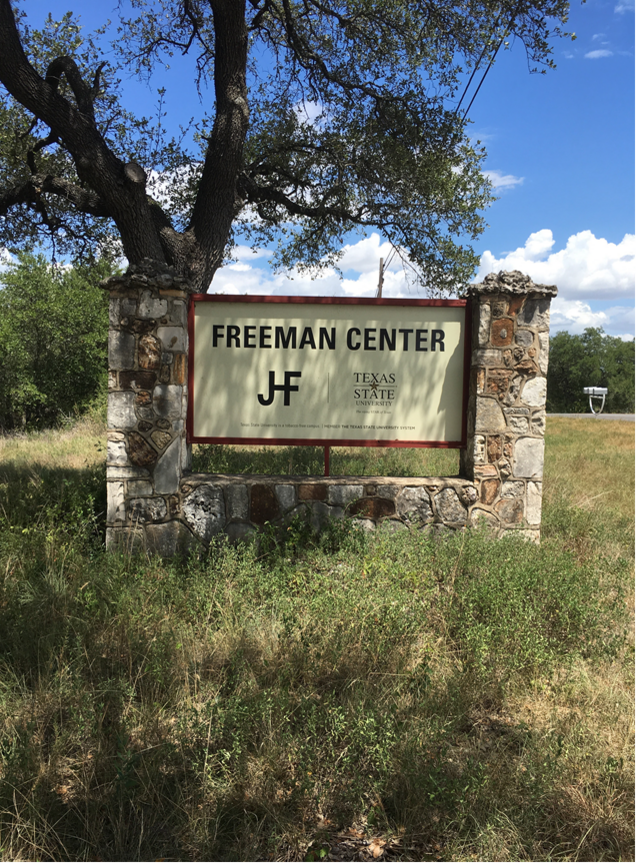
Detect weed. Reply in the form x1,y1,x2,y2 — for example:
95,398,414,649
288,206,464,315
0,416,632,861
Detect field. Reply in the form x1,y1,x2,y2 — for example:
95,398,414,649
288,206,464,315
0,417,633,862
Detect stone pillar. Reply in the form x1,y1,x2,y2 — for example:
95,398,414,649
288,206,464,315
460,270,557,541
104,260,192,555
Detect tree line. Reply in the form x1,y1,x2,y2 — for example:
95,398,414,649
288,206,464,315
1,256,632,432
0,254,110,431
546,327,635,414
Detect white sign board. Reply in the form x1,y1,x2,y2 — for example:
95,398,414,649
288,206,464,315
188,296,469,447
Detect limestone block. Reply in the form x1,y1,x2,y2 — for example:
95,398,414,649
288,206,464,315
157,326,186,352
129,497,168,524
501,481,525,498
531,412,546,435
506,414,529,434
310,501,344,532
109,298,120,327
121,297,137,315
460,485,478,505
107,439,128,467
521,377,547,408
327,484,364,506
475,397,506,432
107,465,149,480
377,484,401,500
182,437,192,472
513,437,544,479
498,459,512,479
138,290,168,319
183,484,226,542
168,299,188,327
108,330,135,370
518,297,551,330
275,484,297,513
154,437,182,493
397,487,433,524
478,303,490,346
495,497,524,524
474,435,486,463
469,508,499,529
127,480,154,497
526,481,542,525
538,333,550,374
108,392,137,431
146,521,194,556
503,375,522,407
435,488,467,524
107,481,126,523
153,385,184,419
474,349,503,367
515,329,534,348
227,484,249,520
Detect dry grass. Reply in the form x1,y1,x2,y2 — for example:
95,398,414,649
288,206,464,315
0,415,106,472
544,417,634,519
0,416,633,862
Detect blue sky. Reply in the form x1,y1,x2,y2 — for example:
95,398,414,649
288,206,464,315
17,0,636,337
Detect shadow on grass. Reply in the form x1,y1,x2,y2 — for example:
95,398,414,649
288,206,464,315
0,519,632,861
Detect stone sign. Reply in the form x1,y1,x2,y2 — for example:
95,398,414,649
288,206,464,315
104,264,556,555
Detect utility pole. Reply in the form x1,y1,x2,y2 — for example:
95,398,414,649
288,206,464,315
377,257,384,298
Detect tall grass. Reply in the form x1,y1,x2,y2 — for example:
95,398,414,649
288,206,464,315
0,418,633,861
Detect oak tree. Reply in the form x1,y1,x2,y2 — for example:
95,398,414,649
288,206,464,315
0,0,570,292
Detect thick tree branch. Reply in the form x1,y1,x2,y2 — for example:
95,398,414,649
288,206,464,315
0,174,110,218
0,0,167,264
184,0,249,281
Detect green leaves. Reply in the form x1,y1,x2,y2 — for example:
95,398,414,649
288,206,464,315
0,0,571,291
0,253,112,430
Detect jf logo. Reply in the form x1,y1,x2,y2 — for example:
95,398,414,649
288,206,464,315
258,371,302,406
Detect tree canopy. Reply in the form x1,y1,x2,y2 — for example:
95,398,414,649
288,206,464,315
0,0,570,292
0,253,111,430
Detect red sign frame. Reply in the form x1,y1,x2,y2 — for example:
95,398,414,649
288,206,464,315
187,294,472,449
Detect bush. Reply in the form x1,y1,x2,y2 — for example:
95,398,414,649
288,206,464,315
0,253,113,430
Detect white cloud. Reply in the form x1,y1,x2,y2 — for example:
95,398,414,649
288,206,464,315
550,299,606,330
585,49,614,59
484,170,524,190
476,229,635,300
210,229,635,338
211,233,413,299
615,0,634,12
